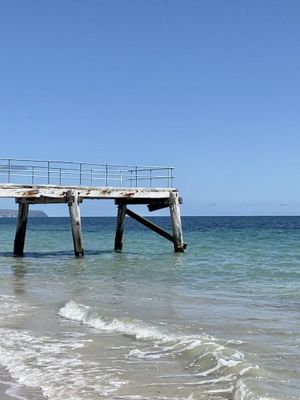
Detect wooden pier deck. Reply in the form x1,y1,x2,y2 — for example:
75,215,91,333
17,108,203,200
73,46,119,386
0,158,186,256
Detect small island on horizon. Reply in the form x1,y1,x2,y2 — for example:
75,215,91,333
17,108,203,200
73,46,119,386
0,209,48,218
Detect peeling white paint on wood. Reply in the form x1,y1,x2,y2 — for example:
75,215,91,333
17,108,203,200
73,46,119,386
0,184,174,200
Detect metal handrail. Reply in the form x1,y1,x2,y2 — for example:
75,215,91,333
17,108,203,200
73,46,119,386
0,158,175,188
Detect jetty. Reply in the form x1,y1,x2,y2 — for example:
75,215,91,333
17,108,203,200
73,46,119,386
0,158,186,256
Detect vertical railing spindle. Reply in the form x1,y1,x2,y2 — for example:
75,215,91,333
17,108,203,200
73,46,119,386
47,161,50,184
170,168,174,188
135,166,138,187
8,159,11,183
79,163,82,185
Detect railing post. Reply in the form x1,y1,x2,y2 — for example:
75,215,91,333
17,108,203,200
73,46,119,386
105,165,108,186
8,159,11,183
79,163,82,185
150,169,152,188
32,166,35,184
135,166,138,187
90,169,93,186
170,168,174,188
47,161,50,184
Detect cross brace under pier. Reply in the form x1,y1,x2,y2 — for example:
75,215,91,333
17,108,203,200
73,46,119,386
114,192,187,252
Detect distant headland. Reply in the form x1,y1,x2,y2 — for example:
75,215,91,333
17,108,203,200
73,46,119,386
0,209,48,218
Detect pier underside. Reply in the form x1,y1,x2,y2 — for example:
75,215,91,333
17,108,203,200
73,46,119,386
0,184,186,256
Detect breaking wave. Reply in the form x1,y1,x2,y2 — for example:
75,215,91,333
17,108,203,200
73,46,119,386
59,300,267,399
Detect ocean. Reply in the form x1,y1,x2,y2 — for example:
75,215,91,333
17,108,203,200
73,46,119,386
0,216,299,400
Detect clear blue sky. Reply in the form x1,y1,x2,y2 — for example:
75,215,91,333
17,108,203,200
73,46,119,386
1,1,300,216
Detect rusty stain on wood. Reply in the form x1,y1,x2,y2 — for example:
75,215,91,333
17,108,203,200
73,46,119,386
22,190,40,197
123,192,136,197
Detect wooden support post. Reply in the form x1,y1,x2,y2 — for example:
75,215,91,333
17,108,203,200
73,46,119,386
14,201,29,256
169,192,185,252
114,203,127,252
67,190,84,257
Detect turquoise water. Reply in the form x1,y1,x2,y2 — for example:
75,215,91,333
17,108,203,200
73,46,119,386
0,216,299,399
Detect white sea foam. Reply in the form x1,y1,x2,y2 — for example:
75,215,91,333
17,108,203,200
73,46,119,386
127,349,161,360
0,295,34,321
0,327,126,400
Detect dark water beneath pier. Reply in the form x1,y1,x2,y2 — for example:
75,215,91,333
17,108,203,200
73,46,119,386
0,216,299,399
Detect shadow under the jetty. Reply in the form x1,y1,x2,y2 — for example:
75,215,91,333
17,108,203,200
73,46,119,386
0,249,114,258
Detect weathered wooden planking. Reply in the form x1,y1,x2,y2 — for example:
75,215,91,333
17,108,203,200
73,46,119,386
0,184,174,200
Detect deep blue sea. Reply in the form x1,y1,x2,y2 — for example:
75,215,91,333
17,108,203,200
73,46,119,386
0,216,299,399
